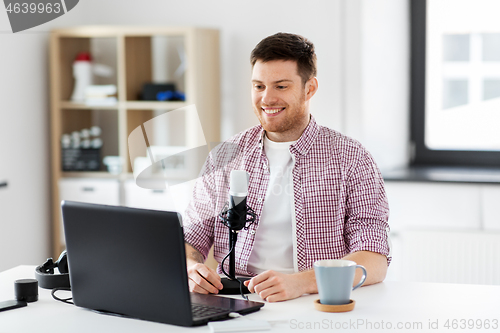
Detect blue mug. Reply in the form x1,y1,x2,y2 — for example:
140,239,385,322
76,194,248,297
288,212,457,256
314,259,367,305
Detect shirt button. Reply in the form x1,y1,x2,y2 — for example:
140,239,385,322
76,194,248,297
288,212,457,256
250,230,256,235
240,263,245,268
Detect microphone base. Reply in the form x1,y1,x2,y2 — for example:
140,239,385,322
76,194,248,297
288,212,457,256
219,277,251,295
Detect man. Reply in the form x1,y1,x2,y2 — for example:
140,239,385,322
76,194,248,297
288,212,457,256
183,32,390,302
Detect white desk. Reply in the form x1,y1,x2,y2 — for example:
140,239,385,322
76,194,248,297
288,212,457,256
2,266,500,332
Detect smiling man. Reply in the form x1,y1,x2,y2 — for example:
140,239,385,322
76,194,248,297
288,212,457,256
251,59,313,142
183,33,391,302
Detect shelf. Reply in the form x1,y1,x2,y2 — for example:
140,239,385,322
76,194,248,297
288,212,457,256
62,171,120,179
60,101,119,109
50,26,220,259
52,26,194,37
60,101,187,110
124,101,187,110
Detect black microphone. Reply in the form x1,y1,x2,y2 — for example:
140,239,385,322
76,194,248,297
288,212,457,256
227,170,250,231
218,170,257,297
219,170,257,231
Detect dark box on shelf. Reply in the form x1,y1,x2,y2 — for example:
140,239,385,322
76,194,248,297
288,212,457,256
140,83,176,100
62,148,101,171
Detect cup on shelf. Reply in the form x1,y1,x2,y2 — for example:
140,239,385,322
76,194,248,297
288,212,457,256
103,156,124,175
71,137,80,149
61,134,71,149
80,139,91,149
90,126,102,137
91,138,103,149
80,128,90,139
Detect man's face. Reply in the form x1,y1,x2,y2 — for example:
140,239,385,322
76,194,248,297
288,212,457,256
251,60,317,142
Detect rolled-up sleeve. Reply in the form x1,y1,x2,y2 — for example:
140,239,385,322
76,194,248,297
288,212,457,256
343,149,391,264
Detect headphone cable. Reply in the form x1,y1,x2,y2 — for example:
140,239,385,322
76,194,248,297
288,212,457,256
51,287,74,305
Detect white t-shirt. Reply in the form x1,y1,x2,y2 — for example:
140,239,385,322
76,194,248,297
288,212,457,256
247,135,297,274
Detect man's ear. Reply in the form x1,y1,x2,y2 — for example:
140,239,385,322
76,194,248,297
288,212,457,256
305,77,318,101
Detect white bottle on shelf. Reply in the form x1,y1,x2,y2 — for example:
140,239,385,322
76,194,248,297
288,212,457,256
71,52,93,102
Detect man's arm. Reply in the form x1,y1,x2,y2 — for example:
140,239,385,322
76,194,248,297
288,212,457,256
343,149,391,268
185,243,223,294
342,250,387,286
244,250,387,302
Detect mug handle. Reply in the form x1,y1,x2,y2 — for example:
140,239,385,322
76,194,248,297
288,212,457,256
352,265,367,291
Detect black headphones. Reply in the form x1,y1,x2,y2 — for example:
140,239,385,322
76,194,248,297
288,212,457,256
35,251,70,289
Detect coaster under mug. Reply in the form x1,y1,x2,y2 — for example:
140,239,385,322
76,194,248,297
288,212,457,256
314,299,355,313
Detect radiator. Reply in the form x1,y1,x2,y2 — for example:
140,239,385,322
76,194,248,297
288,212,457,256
389,230,500,285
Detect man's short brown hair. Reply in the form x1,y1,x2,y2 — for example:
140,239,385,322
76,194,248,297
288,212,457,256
250,32,317,85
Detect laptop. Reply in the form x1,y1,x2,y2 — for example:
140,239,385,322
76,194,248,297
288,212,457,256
61,201,264,327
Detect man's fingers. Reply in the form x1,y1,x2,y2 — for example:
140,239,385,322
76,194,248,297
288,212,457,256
253,276,278,296
187,263,223,294
190,272,220,294
247,277,284,302
245,279,255,293
246,270,272,293
188,278,210,294
264,292,287,303
197,264,223,290
246,271,296,302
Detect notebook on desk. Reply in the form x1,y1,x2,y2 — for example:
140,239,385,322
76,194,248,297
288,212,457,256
61,201,264,327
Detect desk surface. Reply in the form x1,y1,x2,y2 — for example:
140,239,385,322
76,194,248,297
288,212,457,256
2,266,500,332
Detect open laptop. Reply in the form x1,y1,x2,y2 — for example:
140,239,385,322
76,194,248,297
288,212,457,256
61,201,264,327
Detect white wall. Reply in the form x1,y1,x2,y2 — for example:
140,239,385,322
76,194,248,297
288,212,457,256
0,17,48,271
0,0,409,271
343,0,410,171
0,1,87,271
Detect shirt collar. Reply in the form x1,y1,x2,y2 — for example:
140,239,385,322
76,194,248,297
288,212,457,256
290,115,319,156
256,115,319,156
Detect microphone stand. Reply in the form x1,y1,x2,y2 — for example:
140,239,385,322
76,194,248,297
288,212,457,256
219,229,250,294
229,229,237,279
218,201,257,295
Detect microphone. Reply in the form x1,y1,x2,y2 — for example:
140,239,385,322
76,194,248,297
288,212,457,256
218,170,257,296
226,170,249,231
219,170,257,231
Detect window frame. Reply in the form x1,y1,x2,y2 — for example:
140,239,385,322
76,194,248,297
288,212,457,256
410,0,500,167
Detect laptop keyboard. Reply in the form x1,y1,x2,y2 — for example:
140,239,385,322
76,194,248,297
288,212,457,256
191,303,230,319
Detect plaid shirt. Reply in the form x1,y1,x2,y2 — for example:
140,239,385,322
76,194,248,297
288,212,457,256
183,116,390,276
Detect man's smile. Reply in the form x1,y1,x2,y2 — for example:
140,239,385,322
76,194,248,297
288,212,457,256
262,107,286,115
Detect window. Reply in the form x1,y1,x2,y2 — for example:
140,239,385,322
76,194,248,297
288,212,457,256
411,0,500,166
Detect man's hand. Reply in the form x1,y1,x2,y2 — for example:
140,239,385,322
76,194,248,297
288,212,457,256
244,270,316,302
185,243,223,294
187,262,223,294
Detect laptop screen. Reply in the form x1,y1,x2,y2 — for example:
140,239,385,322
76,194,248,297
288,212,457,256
62,201,194,326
